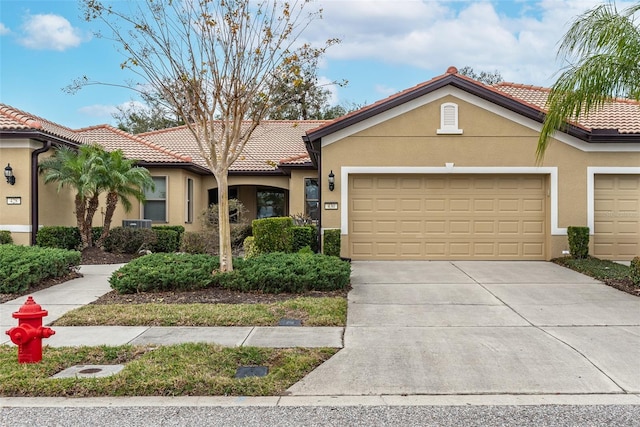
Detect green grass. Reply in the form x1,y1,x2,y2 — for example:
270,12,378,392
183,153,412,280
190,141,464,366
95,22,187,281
0,344,337,397
53,297,347,327
552,256,631,281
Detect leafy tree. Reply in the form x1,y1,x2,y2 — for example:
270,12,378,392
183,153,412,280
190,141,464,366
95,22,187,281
78,0,339,272
458,66,504,85
38,145,104,249
537,2,640,161
114,100,184,134
95,150,154,247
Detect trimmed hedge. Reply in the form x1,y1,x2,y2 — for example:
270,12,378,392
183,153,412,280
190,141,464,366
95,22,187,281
151,229,180,253
0,245,81,293
219,252,350,294
252,217,294,253
567,226,589,259
0,230,12,245
36,226,81,250
103,226,157,254
291,226,315,253
109,253,244,293
631,256,640,286
243,236,259,259
323,229,341,257
109,252,350,294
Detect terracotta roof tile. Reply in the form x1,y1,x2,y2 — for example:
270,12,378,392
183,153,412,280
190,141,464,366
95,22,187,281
0,104,90,144
142,121,326,172
279,153,312,166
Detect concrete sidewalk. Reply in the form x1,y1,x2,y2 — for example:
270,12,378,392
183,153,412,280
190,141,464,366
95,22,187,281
1,264,343,349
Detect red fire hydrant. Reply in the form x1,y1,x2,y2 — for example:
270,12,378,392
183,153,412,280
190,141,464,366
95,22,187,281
5,296,55,363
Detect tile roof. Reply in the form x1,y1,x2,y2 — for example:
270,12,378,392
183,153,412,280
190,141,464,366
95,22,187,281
141,121,326,172
0,104,90,144
76,125,193,164
493,82,640,134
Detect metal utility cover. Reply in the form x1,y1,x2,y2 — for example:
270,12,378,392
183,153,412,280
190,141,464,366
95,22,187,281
51,364,124,379
235,366,268,378
278,318,302,326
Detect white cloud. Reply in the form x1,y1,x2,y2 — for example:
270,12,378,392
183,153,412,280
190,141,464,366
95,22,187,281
19,14,85,51
0,23,10,35
374,84,397,97
310,0,629,87
77,104,119,118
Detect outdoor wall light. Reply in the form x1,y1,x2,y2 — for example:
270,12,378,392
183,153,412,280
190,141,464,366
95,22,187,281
328,170,335,191
4,163,15,185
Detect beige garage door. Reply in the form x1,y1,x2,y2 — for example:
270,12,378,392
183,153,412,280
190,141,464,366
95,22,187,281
349,174,547,260
594,175,640,260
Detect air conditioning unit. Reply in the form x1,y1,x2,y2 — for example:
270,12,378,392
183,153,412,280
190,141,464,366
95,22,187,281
122,219,152,229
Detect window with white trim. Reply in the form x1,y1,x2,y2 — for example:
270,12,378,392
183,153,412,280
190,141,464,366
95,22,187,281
185,178,194,224
144,176,167,222
304,178,319,221
436,102,463,134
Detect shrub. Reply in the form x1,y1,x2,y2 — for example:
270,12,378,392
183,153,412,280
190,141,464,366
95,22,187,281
291,226,315,253
631,256,640,286
567,226,589,259
0,230,13,245
0,245,80,293
153,225,185,236
252,217,294,253
36,226,81,250
151,229,180,253
109,253,245,294
243,236,260,259
219,252,350,293
91,227,103,245
180,231,215,254
323,229,341,257
103,226,157,254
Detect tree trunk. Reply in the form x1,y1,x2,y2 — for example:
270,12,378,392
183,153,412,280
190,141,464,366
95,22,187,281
83,194,100,248
215,171,233,273
96,191,119,247
75,194,90,249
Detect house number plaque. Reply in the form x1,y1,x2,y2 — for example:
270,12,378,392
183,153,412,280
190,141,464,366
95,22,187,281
6,197,21,205
324,202,338,210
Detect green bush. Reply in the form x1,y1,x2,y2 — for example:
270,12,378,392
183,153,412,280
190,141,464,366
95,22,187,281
91,227,103,244
243,236,260,259
151,229,180,253
323,229,341,257
152,225,185,236
180,231,214,254
219,252,351,294
252,217,294,253
631,256,640,286
0,230,13,245
36,226,81,250
103,226,157,254
567,226,589,259
291,226,316,253
109,253,244,294
0,245,80,293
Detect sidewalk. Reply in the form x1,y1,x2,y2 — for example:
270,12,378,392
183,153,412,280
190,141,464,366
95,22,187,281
1,264,343,349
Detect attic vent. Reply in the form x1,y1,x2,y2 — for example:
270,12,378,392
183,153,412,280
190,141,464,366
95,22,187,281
437,102,463,134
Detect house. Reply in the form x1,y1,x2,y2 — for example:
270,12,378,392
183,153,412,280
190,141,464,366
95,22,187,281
1,66,639,260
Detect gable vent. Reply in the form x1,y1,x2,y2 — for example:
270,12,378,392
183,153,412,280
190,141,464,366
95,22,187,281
437,102,463,134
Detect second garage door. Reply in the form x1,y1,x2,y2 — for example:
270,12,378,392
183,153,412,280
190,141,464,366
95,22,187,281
349,174,547,260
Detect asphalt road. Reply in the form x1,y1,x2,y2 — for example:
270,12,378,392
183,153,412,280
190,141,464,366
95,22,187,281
2,405,640,427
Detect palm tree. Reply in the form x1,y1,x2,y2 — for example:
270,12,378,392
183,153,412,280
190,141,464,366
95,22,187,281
39,145,104,249
95,150,154,247
537,2,640,161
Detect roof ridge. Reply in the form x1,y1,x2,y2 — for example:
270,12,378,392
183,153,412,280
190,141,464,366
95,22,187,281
0,104,45,129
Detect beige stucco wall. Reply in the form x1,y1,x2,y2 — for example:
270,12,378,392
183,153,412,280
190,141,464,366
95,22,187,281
320,94,640,259
0,145,33,245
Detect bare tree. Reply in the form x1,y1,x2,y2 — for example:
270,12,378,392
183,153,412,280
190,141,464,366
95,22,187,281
79,0,338,272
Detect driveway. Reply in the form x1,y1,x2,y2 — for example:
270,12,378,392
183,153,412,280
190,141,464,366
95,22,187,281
287,261,640,396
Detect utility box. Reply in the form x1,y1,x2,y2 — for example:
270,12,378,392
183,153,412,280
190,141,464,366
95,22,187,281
122,219,152,228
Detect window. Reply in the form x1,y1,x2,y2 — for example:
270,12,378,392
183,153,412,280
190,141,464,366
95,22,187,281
144,176,167,222
185,178,194,223
257,188,286,218
304,178,319,221
436,102,463,134
208,186,240,223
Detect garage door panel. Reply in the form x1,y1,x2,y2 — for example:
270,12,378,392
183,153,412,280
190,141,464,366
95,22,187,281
349,174,546,260
594,175,640,260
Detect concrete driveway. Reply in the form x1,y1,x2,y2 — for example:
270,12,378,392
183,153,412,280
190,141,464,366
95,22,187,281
288,261,640,396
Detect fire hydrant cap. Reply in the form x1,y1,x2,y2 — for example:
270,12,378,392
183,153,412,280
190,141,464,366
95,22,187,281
12,296,48,319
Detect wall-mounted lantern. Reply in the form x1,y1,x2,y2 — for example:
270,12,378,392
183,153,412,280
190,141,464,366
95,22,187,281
4,164,15,185
328,170,335,191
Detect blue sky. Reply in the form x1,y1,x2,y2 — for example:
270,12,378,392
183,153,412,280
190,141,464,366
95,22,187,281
0,0,624,129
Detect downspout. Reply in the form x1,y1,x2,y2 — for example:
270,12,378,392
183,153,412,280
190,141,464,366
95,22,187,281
31,141,52,245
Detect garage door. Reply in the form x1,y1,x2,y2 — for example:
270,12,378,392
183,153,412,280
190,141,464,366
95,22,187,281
349,174,546,260
594,175,640,260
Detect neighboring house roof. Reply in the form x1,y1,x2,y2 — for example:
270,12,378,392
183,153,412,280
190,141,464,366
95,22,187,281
305,67,640,161
141,120,326,173
0,104,90,145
